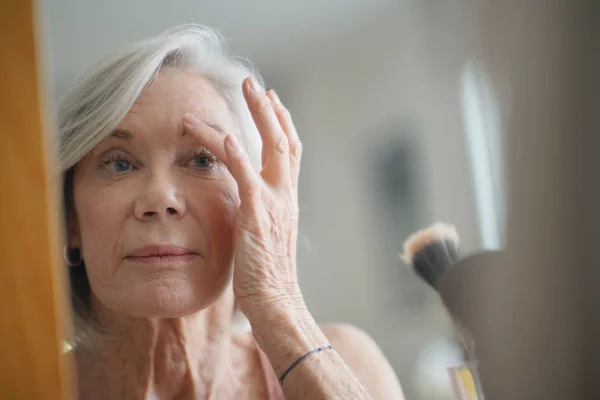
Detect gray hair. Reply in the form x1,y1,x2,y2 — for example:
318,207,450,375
59,24,261,344
59,24,263,171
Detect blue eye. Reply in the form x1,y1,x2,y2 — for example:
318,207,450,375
99,153,134,173
193,156,212,168
188,150,216,169
112,160,132,172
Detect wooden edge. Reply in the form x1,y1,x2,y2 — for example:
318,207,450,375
0,0,75,398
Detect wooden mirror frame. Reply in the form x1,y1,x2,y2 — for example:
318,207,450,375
0,0,74,398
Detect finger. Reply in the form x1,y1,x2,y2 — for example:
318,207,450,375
242,77,291,189
222,134,264,217
183,113,261,215
266,90,302,190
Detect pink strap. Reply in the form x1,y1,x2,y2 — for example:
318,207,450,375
255,341,285,400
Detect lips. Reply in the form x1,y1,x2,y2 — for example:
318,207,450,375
124,245,201,266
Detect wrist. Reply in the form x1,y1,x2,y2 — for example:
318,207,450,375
249,305,328,376
237,285,306,325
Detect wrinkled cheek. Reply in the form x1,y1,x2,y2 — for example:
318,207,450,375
79,217,121,285
212,189,238,263
82,241,114,287
218,189,239,232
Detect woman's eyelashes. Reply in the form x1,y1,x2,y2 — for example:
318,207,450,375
98,150,138,174
96,148,219,176
186,148,218,171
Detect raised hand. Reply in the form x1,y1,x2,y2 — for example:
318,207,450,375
182,76,303,321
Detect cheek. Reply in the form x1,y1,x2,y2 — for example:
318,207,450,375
218,188,239,226
190,181,239,261
213,189,238,267
74,183,131,278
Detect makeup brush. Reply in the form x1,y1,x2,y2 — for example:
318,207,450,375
401,223,475,359
402,223,460,289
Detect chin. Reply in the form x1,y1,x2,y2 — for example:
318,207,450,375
116,274,231,318
90,261,233,318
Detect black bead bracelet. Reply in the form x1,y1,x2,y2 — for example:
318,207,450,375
278,345,333,387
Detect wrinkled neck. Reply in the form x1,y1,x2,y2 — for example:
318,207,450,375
76,293,238,400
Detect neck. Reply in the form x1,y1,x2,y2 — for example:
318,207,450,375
76,294,241,400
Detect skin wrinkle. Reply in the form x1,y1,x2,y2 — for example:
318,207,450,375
71,68,269,399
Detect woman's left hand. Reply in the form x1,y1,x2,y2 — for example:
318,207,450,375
183,76,304,321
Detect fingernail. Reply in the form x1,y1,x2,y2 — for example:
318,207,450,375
184,112,200,126
248,76,260,92
268,90,282,105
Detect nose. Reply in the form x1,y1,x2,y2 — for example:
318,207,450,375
134,172,186,221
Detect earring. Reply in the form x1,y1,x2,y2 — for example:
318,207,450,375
63,245,82,267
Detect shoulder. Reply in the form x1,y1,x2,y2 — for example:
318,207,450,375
320,323,405,400
319,323,387,368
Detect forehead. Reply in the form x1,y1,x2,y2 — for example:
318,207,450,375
121,67,236,132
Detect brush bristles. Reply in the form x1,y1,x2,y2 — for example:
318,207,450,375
402,223,460,289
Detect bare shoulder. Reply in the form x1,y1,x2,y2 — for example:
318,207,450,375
320,323,405,400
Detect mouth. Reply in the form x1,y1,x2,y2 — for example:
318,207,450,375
125,245,201,266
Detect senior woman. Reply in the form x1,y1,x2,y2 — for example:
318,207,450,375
59,24,403,399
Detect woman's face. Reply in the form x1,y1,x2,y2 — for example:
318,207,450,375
70,68,240,317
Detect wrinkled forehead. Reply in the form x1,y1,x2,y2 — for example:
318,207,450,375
121,67,237,134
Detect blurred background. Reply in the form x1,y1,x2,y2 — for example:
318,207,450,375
38,1,505,398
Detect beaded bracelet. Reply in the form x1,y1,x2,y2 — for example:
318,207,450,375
278,345,333,386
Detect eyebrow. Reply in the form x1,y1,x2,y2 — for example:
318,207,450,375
110,129,133,141
110,123,226,140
